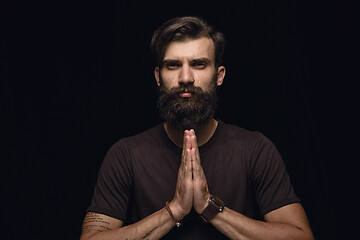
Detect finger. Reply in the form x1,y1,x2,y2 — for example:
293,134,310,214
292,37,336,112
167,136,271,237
189,129,198,149
189,130,201,164
191,148,202,179
181,130,188,158
187,129,193,150
191,147,208,190
191,147,206,182
181,130,191,169
182,132,193,180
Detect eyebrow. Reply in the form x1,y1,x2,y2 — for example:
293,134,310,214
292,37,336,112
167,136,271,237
162,58,211,65
162,59,180,65
190,58,211,64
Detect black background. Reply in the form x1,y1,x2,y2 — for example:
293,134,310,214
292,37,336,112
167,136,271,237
1,0,357,239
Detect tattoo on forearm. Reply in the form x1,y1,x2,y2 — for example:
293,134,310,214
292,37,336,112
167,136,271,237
82,212,111,234
142,226,158,239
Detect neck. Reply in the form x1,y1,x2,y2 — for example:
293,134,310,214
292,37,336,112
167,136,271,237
164,118,218,148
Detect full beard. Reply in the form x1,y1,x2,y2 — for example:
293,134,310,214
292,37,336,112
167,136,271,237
157,83,218,132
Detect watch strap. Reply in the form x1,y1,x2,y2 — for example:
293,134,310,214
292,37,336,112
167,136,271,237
200,195,224,222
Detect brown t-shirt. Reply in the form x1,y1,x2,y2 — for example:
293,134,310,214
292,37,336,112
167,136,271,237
87,120,300,239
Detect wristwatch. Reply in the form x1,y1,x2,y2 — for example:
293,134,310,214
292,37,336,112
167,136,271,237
200,195,224,222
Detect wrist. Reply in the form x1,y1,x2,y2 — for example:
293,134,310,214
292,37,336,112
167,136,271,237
168,201,187,222
200,195,225,223
198,194,211,215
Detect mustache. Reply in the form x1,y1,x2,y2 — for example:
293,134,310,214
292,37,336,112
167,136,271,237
159,85,204,97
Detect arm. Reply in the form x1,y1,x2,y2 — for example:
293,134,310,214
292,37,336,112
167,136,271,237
80,209,176,240
80,132,194,240
209,203,314,240
187,130,314,240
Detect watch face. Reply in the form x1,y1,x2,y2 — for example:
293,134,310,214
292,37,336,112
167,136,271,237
211,195,224,207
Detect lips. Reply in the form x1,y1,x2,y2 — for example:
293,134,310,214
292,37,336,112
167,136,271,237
179,92,192,98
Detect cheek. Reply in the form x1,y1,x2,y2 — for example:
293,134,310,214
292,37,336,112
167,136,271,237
194,71,216,90
172,74,178,84
193,72,202,86
160,71,179,89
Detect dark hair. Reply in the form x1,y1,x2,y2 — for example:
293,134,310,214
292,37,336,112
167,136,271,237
151,16,225,68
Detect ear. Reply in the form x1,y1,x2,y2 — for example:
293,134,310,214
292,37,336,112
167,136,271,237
216,66,226,87
154,67,161,87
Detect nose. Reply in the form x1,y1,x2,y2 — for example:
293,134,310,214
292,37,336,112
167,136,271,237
179,65,194,84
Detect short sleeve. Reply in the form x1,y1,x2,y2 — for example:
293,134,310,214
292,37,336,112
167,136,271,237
250,134,300,216
86,140,133,221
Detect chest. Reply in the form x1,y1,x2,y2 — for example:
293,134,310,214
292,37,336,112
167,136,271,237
130,145,255,217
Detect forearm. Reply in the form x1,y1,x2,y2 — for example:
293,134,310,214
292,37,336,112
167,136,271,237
81,207,175,240
210,207,314,240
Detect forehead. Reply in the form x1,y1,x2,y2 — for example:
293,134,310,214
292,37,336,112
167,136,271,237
163,37,215,62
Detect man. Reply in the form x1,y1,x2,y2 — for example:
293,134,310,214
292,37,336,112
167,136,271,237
80,16,314,239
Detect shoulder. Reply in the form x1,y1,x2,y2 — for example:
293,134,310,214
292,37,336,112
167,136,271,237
218,120,264,146
99,124,164,170
216,120,279,160
107,124,164,156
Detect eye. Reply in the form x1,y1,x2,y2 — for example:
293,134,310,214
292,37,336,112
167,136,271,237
192,61,207,69
165,61,181,69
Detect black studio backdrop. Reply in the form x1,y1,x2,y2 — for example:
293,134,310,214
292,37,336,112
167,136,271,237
1,0,356,239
